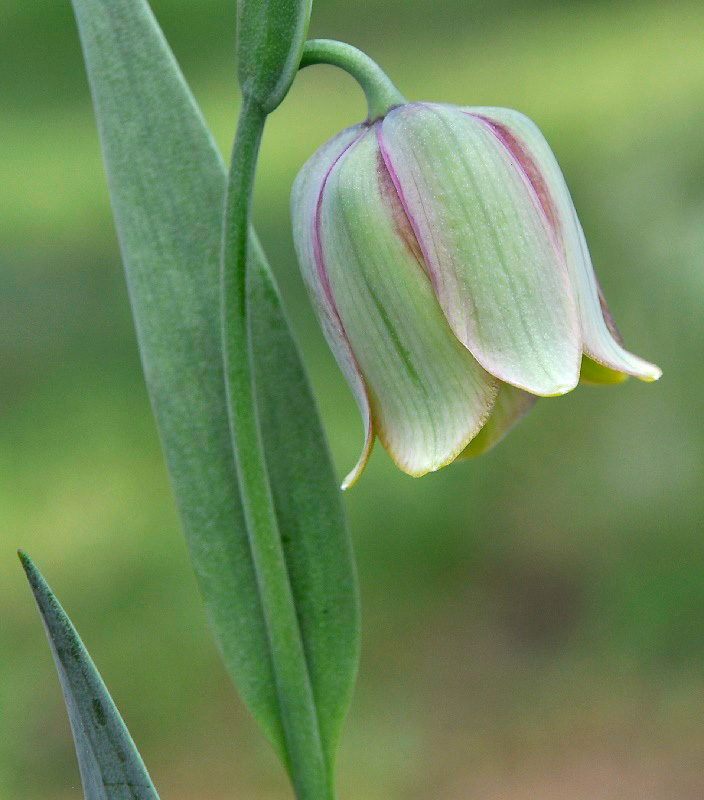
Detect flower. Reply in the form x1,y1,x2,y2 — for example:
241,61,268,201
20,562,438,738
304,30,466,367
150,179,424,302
291,102,661,488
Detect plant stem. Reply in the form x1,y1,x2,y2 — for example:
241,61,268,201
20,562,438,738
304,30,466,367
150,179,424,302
220,96,331,800
300,39,406,121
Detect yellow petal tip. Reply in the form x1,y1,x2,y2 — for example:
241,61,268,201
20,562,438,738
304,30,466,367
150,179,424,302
640,366,663,382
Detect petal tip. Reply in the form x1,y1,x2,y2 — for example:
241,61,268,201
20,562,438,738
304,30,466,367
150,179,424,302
583,347,662,384
341,430,375,490
375,378,500,479
639,364,662,382
549,382,579,397
506,371,579,398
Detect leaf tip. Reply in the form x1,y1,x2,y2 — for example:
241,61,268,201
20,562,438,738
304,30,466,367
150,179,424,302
18,549,34,576
18,551,52,608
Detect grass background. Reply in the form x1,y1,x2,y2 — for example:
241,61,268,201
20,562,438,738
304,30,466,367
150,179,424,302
2,0,703,797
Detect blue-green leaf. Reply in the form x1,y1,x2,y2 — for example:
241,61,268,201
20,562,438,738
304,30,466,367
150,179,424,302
68,0,358,779
19,553,159,800
249,239,359,773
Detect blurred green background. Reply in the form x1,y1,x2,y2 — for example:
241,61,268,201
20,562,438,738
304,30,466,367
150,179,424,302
2,0,703,797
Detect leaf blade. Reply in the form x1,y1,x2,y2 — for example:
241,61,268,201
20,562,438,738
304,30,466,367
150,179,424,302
249,243,359,768
69,0,283,754
19,553,159,800
68,0,359,775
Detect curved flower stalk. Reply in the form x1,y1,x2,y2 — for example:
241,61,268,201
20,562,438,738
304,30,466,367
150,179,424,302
292,99,661,488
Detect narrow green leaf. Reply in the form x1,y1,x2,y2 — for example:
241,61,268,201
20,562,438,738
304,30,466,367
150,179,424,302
249,238,359,773
236,0,312,111
19,552,159,800
68,0,358,778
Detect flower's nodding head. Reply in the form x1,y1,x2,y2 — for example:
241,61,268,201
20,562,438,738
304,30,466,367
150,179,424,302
291,103,660,488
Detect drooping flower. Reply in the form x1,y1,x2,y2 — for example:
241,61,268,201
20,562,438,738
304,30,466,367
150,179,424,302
291,103,661,488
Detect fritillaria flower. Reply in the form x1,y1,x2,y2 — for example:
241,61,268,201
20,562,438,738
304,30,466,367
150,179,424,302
291,103,660,488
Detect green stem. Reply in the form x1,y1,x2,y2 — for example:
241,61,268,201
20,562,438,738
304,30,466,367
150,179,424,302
220,96,331,800
300,39,406,121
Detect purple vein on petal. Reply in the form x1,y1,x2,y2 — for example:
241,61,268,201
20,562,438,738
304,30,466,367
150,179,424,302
467,110,582,372
466,112,565,263
376,120,441,293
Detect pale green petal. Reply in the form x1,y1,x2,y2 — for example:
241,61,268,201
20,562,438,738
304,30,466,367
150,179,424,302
458,383,537,459
580,355,629,385
291,125,374,487
472,106,661,382
379,103,581,397
319,128,498,477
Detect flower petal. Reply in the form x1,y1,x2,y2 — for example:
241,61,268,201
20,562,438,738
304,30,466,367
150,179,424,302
318,127,498,477
291,124,374,488
580,355,628,386
471,106,661,382
378,103,581,397
458,382,537,459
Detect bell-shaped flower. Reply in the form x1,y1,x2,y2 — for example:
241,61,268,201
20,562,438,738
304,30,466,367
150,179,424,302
291,103,660,488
